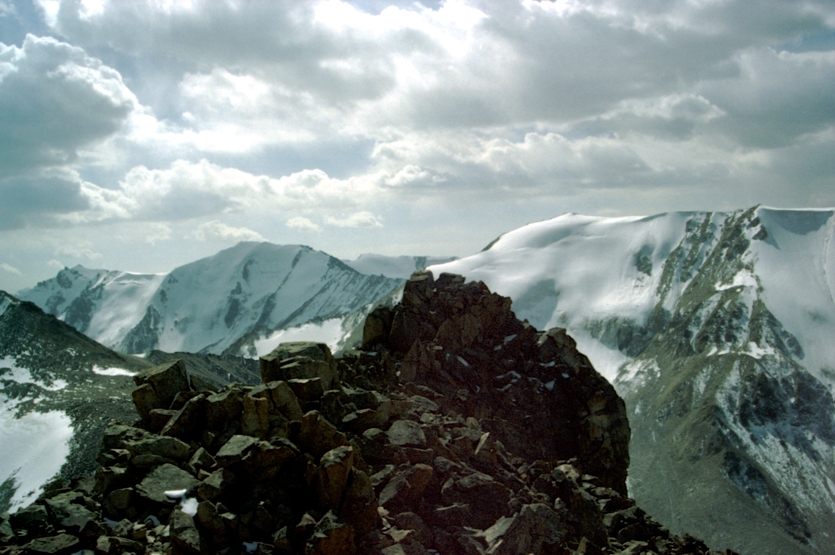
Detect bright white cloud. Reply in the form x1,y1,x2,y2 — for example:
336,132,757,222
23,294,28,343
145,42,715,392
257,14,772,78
286,217,322,233
0,34,137,177
142,223,172,245
0,263,21,275
189,220,265,243
325,211,384,228
55,242,102,260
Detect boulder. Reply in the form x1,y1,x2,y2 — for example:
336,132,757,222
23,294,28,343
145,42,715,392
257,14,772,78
378,464,433,510
133,359,191,411
298,411,349,458
260,342,338,390
305,511,355,555
125,435,191,461
20,533,80,555
170,507,201,555
315,446,354,510
136,463,199,504
386,420,426,448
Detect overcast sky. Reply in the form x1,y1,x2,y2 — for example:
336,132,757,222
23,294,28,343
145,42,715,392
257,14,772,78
1,0,834,292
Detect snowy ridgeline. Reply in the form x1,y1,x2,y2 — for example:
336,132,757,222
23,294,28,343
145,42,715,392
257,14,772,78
430,207,835,390
18,243,406,357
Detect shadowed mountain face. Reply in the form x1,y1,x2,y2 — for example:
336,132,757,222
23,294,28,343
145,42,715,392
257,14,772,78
430,206,835,555
0,291,152,513
18,242,404,357
0,292,264,515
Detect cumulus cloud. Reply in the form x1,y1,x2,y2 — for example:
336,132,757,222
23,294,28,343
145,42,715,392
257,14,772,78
47,259,64,270
55,242,101,260
189,220,265,243
0,174,90,230
325,211,384,228
1,0,834,288
0,262,21,275
286,217,322,233
142,223,172,245
0,34,137,178
110,160,399,221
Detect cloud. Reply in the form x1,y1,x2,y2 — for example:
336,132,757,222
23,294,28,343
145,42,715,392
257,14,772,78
286,217,322,233
0,34,137,178
0,0,832,274
113,160,390,220
0,262,21,275
143,223,172,245
55,242,102,260
325,211,384,228
0,174,90,230
189,220,265,243
47,259,64,270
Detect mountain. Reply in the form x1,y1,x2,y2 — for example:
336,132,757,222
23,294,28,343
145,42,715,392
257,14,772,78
18,242,404,357
342,254,457,279
429,206,835,555
0,290,152,514
0,272,732,555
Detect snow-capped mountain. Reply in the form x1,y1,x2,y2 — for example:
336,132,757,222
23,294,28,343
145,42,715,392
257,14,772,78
342,254,457,279
0,291,151,513
430,206,835,555
19,242,404,357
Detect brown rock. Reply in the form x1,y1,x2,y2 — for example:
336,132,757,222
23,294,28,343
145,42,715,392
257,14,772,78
361,306,393,350
299,411,349,458
305,511,355,555
136,463,199,504
260,342,338,390
288,377,325,402
133,359,191,410
482,503,565,555
386,420,426,448
132,383,160,421
242,393,271,438
378,464,433,510
169,507,201,555
21,533,80,554
126,435,191,461
215,434,260,466
161,393,205,439
340,467,378,536
316,446,354,510
206,388,244,431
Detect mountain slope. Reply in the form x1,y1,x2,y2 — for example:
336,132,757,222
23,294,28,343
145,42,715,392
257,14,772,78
19,242,404,357
0,291,152,513
429,206,835,555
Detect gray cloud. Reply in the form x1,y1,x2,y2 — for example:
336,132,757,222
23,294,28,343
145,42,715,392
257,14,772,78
0,34,136,178
0,175,89,230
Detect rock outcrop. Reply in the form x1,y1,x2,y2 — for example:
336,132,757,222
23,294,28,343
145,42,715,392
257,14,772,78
0,272,735,555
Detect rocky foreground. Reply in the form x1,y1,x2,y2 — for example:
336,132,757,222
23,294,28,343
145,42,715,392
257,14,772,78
0,272,735,555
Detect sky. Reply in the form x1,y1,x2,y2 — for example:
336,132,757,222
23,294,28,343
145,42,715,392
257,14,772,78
1,0,834,292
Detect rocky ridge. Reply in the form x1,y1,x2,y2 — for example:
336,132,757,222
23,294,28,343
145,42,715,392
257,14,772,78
0,273,734,555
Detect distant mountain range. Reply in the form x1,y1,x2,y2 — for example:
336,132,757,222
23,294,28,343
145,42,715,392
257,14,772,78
10,206,835,555
430,206,835,555
17,243,411,357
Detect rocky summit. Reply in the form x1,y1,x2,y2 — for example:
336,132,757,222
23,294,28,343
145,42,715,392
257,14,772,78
0,272,734,555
